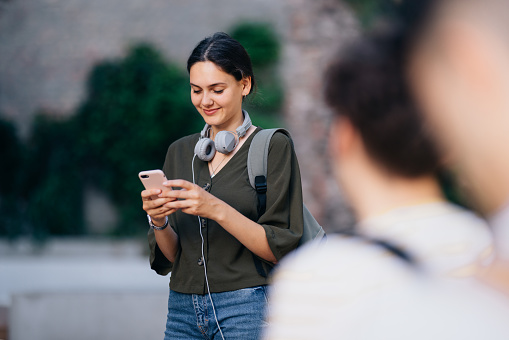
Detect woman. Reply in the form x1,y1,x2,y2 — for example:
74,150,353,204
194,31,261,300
141,32,304,339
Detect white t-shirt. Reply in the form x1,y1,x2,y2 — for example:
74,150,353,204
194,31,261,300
264,236,509,340
490,202,509,260
358,202,494,278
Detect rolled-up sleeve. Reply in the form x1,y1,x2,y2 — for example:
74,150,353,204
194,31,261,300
148,227,173,276
258,132,304,261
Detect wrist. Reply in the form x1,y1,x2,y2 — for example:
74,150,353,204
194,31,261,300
147,215,168,230
152,217,167,227
212,200,229,224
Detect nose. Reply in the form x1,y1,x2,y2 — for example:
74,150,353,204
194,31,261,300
201,92,213,107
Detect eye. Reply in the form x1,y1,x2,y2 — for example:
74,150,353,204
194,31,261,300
192,89,202,94
213,89,224,94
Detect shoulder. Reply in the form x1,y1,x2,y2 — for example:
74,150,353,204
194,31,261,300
267,235,509,339
269,130,292,147
365,202,492,241
271,235,415,295
169,133,200,150
166,133,200,157
260,129,294,156
266,235,418,338
416,202,493,245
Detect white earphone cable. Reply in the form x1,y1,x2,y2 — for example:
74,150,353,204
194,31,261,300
192,154,226,340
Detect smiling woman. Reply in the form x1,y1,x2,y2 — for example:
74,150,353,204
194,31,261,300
140,32,305,340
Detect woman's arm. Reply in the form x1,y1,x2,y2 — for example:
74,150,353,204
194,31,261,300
215,201,277,263
161,180,277,263
141,189,179,262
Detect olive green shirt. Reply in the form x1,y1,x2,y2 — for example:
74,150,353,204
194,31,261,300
148,127,304,294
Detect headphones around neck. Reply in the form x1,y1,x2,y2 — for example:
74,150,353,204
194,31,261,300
194,110,252,162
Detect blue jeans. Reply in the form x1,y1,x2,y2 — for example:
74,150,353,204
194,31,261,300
164,286,268,340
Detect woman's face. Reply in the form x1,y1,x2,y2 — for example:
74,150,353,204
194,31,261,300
190,61,251,132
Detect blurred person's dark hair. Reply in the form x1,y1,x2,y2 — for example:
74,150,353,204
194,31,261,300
395,0,509,52
187,32,256,94
325,30,441,178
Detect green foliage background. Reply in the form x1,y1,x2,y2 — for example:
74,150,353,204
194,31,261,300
0,22,283,240
231,22,284,129
343,0,403,29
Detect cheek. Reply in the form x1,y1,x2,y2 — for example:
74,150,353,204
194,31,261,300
190,93,201,107
217,91,238,109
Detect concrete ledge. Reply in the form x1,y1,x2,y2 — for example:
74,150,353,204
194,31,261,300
10,291,168,340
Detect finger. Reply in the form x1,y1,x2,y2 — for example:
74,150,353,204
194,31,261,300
141,189,162,199
157,193,178,201
147,205,177,218
158,189,178,199
162,189,197,200
163,179,196,190
164,200,193,211
143,197,173,210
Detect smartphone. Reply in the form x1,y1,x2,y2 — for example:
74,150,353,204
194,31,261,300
138,170,169,199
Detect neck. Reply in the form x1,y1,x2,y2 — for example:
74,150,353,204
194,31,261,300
211,110,245,138
346,169,445,221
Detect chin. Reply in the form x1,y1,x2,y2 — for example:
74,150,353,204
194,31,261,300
201,114,220,126
202,111,230,127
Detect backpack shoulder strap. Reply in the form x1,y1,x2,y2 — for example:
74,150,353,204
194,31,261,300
247,128,326,247
247,128,290,216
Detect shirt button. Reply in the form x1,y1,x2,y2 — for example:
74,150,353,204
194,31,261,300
201,219,207,228
197,257,204,266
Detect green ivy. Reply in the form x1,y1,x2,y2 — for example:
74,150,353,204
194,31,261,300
0,119,25,239
1,23,285,239
230,22,280,68
230,22,283,129
75,43,200,236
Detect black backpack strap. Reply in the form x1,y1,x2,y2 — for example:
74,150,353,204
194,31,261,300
254,175,267,217
344,230,419,268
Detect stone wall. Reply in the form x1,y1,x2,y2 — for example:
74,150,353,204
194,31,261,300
0,0,288,137
282,0,357,231
0,0,357,232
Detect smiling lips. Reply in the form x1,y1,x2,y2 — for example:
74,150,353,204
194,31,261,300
203,108,220,116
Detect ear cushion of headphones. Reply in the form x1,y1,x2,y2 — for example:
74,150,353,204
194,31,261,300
215,131,237,154
194,138,216,162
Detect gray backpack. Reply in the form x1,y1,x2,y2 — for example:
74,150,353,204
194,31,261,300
247,128,326,246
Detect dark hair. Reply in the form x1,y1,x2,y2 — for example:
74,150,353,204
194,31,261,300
187,32,256,94
325,30,441,178
397,0,440,53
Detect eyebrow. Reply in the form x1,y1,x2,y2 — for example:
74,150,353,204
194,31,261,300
190,82,227,88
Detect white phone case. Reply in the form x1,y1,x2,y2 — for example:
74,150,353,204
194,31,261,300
138,170,168,199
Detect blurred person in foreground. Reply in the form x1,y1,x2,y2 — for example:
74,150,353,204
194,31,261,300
263,32,509,340
403,0,509,292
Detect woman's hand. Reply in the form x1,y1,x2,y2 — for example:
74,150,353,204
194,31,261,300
141,189,177,225
160,180,224,220
162,179,276,263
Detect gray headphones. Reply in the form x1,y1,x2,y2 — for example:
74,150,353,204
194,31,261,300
194,110,252,161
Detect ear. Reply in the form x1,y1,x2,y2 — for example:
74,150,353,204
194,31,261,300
241,76,252,96
329,116,357,159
